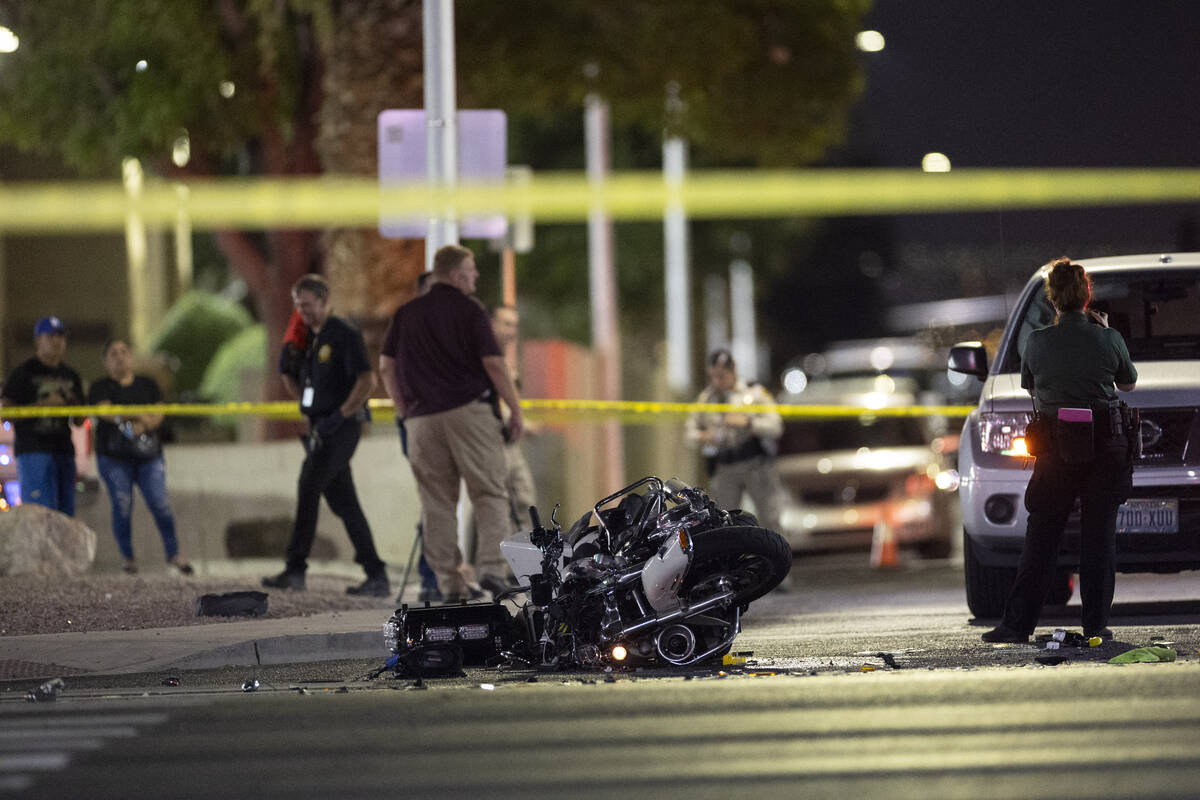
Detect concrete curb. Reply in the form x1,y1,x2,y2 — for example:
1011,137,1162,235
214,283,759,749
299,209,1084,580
164,631,384,671
0,609,391,678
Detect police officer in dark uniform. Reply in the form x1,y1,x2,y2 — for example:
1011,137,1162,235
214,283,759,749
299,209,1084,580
263,274,389,596
982,257,1137,643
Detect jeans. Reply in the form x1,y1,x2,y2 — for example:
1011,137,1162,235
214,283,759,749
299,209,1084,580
97,455,179,561
16,452,76,516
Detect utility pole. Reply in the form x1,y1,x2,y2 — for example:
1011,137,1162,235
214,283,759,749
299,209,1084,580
663,82,692,395
704,273,730,358
729,233,758,383
422,0,458,271
585,85,624,492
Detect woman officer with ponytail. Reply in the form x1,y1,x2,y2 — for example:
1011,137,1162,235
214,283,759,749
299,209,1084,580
982,257,1138,644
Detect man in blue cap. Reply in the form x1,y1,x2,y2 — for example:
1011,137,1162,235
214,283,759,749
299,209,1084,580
0,317,85,514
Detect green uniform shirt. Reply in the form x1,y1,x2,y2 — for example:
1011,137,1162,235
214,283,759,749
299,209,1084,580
1020,311,1138,411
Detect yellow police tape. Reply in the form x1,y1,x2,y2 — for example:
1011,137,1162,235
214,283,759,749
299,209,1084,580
0,399,975,422
3,168,1200,231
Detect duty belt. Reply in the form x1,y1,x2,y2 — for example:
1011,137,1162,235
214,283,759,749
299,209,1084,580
713,437,767,466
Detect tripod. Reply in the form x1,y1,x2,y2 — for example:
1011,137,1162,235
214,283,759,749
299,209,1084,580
397,523,438,602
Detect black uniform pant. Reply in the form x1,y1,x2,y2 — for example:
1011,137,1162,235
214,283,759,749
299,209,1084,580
1002,439,1130,635
286,421,385,577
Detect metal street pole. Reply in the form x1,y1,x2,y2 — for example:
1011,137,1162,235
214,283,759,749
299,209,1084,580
422,0,458,271
663,81,692,395
704,273,730,358
729,256,758,383
663,134,691,394
585,92,624,491
174,184,193,292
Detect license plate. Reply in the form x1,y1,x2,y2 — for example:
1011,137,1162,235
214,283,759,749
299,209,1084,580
1116,499,1179,533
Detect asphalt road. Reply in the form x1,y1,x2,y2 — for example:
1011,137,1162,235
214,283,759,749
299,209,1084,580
4,555,1199,799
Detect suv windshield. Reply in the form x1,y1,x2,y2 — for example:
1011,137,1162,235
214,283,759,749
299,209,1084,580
1001,268,1200,372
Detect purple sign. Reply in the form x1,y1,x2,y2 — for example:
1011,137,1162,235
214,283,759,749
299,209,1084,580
378,109,507,238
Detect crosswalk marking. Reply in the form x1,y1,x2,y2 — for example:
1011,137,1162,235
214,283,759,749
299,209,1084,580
0,713,167,729
0,754,70,771
0,707,172,794
0,727,137,742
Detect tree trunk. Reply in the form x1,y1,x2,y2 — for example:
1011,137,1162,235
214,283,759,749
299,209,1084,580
317,0,427,363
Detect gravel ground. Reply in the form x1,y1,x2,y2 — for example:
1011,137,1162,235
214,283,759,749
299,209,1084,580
0,573,398,636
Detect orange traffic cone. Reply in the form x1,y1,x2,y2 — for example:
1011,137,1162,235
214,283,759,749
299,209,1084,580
870,507,900,568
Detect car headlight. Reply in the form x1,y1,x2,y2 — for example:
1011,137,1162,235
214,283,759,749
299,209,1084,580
980,412,1033,456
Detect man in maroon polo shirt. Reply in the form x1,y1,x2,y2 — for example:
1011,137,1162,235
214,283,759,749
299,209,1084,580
379,245,524,602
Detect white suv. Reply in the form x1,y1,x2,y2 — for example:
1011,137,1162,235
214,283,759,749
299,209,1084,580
950,253,1200,618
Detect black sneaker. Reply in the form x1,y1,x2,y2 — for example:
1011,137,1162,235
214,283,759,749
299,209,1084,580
346,575,390,597
1084,627,1114,640
981,625,1029,643
262,570,306,591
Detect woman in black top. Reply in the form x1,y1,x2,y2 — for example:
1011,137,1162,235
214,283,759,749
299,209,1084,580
88,340,191,575
982,258,1137,643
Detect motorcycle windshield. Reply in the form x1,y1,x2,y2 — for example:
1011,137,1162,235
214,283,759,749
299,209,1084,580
664,477,691,498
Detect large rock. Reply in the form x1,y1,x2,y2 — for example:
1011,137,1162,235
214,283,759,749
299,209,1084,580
0,504,97,577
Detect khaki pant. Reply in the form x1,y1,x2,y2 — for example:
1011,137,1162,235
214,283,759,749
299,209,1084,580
407,402,511,597
504,442,537,533
711,456,783,534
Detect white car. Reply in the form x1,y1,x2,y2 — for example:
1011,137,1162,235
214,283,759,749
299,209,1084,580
950,253,1200,618
775,375,959,558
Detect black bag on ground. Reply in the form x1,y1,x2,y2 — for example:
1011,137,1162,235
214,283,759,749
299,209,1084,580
194,591,269,617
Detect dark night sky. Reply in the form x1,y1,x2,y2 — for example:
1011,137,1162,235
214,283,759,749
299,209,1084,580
854,1,1200,272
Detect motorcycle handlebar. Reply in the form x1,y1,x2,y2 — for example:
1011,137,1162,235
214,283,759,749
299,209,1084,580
529,506,542,531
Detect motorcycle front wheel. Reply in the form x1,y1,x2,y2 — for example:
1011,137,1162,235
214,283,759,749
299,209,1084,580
681,525,792,605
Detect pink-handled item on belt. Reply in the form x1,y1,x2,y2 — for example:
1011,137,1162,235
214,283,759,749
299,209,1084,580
1058,407,1093,422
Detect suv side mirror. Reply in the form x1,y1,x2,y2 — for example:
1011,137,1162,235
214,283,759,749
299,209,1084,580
948,342,988,381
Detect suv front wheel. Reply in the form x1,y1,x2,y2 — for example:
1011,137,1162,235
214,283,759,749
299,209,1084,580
964,531,1076,618
963,531,1014,619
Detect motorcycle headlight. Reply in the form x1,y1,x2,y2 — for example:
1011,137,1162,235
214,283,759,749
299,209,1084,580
980,412,1033,456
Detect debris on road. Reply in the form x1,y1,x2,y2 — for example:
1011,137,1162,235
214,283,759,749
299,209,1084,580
1035,655,1067,666
876,652,901,668
1038,629,1096,649
1109,646,1177,664
25,677,64,702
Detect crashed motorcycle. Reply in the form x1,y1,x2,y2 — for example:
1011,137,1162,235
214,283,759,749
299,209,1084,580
384,476,791,672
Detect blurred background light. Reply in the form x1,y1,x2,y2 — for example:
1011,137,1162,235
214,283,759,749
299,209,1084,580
855,30,885,52
922,152,951,172
782,367,808,394
135,59,148,72
0,26,18,53
172,131,191,168
869,345,894,371
219,80,236,98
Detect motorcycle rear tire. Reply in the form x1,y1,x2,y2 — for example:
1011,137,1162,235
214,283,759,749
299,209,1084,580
682,525,792,606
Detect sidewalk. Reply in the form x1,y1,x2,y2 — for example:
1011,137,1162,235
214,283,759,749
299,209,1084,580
0,558,430,679
0,608,389,678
